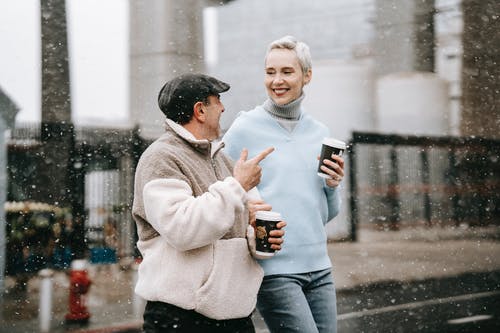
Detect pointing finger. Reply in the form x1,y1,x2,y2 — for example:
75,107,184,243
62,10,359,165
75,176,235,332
251,147,275,163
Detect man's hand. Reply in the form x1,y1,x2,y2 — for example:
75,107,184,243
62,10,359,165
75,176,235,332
247,199,286,251
247,199,272,228
246,198,286,252
234,147,274,191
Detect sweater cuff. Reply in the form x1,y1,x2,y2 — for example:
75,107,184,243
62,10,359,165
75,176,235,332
324,181,340,192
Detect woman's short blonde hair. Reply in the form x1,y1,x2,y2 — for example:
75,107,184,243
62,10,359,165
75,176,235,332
266,35,312,74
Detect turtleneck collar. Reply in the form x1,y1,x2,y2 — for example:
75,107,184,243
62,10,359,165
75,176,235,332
262,93,305,120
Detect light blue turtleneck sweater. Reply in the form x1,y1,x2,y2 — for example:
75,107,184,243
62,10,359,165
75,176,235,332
223,101,341,276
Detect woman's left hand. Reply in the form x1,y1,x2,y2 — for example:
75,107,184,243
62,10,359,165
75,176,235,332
269,220,286,251
319,154,345,188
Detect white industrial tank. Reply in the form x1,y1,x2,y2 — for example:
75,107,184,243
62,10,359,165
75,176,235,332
376,72,450,136
303,59,376,143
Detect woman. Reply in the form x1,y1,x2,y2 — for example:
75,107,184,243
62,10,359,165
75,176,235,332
223,35,345,333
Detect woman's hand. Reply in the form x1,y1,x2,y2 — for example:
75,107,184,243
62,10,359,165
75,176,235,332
268,220,286,251
318,154,345,188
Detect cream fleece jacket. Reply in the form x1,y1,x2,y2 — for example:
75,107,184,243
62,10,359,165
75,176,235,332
132,120,263,320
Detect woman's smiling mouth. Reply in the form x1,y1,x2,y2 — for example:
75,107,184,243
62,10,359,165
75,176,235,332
273,88,288,95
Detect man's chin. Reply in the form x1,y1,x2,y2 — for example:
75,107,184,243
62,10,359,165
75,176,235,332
209,131,222,142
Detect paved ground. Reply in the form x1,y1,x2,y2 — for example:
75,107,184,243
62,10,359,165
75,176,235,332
332,225,500,290
1,225,499,333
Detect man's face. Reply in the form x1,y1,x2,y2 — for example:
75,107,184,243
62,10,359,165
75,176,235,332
201,94,225,140
264,48,311,106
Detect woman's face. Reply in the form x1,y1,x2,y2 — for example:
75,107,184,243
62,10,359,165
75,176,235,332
264,48,311,106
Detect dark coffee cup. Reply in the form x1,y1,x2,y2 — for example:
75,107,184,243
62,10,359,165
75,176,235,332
317,138,346,179
255,211,281,258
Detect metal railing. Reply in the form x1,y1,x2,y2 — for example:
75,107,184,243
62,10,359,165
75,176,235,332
6,122,149,269
349,131,500,241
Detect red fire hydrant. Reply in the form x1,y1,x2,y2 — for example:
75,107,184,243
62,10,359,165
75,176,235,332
65,259,92,323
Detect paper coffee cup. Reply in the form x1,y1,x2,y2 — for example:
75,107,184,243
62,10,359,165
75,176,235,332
255,211,281,258
317,138,346,179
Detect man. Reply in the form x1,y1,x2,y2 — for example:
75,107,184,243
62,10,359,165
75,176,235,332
132,73,285,333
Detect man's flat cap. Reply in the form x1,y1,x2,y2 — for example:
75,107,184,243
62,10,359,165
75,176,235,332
158,73,230,117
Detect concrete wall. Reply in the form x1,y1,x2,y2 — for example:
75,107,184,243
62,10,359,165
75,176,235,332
460,0,500,139
376,72,450,136
374,0,435,76
129,0,206,139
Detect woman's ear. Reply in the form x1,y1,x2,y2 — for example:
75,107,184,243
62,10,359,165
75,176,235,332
304,69,312,85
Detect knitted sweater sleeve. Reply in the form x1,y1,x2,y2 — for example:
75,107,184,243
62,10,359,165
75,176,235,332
325,185,341,222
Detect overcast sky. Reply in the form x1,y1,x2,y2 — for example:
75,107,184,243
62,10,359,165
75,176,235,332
0,0,129,126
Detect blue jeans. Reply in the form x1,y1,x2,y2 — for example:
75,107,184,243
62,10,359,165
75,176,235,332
256,268,337,333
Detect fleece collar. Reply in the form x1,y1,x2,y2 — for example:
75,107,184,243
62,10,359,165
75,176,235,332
164,119,224,157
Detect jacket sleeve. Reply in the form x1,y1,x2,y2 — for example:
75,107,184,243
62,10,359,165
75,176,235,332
143,176,247,251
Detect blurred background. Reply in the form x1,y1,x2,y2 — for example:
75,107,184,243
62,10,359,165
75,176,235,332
0,0,499,332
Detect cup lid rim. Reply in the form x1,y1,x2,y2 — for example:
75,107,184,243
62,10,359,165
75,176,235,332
322,137,346,149
255,211,282,220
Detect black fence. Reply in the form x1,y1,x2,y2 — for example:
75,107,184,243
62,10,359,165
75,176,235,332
348,132,500,241
6,123,150,277
6,126,500,278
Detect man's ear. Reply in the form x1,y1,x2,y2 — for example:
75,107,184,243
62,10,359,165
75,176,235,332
193,101,206,122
